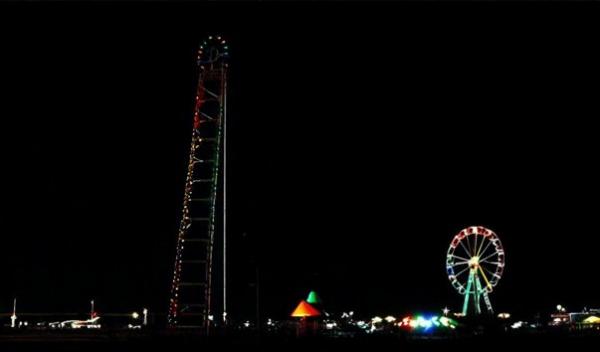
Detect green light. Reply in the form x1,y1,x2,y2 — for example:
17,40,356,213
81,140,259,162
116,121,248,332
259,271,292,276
416,316,430,328
306,290,322,305
440,317,449,326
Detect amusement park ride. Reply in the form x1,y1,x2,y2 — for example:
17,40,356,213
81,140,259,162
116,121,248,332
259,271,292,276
167,36,229,330
164,34,505,331
446,226,505,316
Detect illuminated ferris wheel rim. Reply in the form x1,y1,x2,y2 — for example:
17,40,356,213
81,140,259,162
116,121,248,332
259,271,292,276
197,35,229,66
446,226,505,295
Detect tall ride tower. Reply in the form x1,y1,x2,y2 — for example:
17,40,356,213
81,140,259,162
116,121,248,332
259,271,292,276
168,36,229,330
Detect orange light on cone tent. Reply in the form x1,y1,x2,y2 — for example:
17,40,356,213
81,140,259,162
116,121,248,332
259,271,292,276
291,300,321,318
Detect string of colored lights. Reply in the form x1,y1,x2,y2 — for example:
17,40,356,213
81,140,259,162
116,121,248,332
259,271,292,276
398,315,458,331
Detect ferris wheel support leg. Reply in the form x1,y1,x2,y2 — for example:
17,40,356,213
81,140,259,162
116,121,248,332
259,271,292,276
474,275,483,315
482,289,494,314
462,270,474,315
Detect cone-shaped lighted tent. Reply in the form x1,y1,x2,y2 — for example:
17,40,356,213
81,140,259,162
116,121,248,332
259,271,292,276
291,300,321,318
306,290,322,305
583,316,600,324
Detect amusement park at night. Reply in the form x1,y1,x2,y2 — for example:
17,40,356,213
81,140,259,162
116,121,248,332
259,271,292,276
2,2,600,351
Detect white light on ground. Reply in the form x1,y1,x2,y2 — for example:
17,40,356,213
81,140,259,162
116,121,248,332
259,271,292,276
511,321,523,329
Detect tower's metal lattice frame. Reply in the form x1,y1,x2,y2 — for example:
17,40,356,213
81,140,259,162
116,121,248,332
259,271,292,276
168,36,229,330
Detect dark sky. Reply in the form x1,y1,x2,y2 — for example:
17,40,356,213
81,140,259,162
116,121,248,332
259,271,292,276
1,3,599,322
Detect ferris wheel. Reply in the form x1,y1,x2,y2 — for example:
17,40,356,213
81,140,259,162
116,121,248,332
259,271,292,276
446,226,505,315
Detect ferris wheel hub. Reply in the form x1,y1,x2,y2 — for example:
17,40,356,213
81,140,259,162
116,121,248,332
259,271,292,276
468,256,479,268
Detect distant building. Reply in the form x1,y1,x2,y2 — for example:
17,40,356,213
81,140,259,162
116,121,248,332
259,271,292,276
551,308,600,329
550,313,570,325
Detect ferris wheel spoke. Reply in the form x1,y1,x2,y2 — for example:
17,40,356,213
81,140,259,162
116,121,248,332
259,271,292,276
478,247,496,260
479,259,495,267
453,265,470,278
453,260,470,265
479,251,498,263
476,236,488,257
477,266,493,289
477,239,493,258
459,243,473,259
483,266,502,282
451,254,471,262
458,240,472,258
481,264,497,277
473,234,478,259
479,262,495,275
480,259,502,266
465,235,473,256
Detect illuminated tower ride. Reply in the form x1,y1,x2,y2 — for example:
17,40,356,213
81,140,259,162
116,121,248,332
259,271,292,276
168,36,229,329
446,226,505,316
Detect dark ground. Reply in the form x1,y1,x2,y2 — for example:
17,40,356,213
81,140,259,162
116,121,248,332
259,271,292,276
1,331,600,352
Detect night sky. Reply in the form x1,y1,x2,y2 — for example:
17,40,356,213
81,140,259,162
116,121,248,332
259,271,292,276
1,3,599,322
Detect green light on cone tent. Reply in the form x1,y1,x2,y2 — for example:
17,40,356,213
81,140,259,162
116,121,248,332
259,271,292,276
306,290,322,305
291,300,321,318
